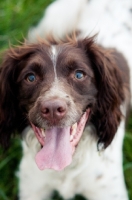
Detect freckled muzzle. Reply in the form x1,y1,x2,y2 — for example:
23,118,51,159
28,81,91,171
30,108,90,171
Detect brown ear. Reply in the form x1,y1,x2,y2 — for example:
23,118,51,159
78,37,124,148
0,47,34,148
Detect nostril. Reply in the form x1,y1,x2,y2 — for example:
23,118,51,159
43,108,49,114
57,106,66,113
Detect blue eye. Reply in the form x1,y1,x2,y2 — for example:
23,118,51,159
26,74,36,82
75,71,84,79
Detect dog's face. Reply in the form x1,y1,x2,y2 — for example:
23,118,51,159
16,43,97,170
17,43,97,126
0,37,124,170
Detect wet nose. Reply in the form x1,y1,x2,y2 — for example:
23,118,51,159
41,99,67,123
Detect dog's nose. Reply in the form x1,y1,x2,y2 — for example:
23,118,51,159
41,99,67,123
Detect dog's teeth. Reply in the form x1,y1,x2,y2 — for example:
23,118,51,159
71,123,77,136
41,128,45,137
70,134,74,142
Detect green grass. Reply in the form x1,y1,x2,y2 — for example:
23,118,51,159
0,0,132,200
0,0,54,51
124,116,132,199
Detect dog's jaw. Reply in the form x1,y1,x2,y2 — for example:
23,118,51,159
31,109,90,171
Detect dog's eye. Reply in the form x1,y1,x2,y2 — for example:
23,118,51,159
26,74,36,82
75,71,85,79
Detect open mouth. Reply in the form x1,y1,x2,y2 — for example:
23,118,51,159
31,109,90,171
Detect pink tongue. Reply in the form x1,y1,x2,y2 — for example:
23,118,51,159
35,127,72,171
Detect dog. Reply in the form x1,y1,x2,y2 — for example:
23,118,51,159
0,0,132,200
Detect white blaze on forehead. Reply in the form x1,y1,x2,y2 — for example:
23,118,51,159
44,79,67,99
50,45,58,80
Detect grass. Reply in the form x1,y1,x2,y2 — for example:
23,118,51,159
124,116,132,199
0,0,132,199
0,0,54,51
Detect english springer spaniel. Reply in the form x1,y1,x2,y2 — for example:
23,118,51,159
0,0,132,200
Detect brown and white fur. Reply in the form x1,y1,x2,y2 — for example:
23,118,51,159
0,0,132,200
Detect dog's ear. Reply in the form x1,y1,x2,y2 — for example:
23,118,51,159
0,47,33,148
0,48,21,148
78,37,124,148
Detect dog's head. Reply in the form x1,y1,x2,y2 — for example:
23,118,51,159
0,36,124,170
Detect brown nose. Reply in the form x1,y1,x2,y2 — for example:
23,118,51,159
41,99,67,124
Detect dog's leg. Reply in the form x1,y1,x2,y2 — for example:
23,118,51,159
82,168,128,200
79,119,129,200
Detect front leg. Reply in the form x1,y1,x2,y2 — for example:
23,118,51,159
83,170,128,200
